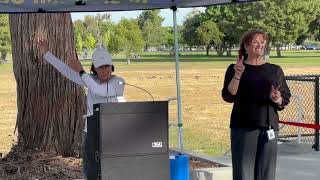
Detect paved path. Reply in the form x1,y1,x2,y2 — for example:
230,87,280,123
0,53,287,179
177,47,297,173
185,142,320,180
276,143,320,180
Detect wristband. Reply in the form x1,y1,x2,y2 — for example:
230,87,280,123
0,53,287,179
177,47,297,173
233,76,240,80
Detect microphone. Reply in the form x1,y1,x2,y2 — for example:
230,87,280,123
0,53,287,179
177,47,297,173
119,81,154,101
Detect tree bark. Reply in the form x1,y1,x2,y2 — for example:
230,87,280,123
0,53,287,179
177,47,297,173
276,46,282,57
206,45,210,56
206,43,213,56
226,41,233,57
216,45,225,56
226,44,232,57
9,13,86,156
0,51,7,61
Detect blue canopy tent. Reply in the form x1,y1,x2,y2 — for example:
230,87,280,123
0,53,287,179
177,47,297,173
1,0,256,12
1,0,257,151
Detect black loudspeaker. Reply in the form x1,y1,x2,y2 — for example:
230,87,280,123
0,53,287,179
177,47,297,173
86,101,170,180
86,112,101,179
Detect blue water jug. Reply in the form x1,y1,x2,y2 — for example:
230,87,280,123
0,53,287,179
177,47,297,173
170,154,189,180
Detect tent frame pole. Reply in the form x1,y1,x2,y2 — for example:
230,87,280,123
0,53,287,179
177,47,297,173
172,7,183,151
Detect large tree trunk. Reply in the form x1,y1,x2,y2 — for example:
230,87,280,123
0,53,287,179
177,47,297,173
226,42,233,57
276,46,282,57
206,45,210,56
216,45,224,56
226,49,232,56
9,13,86,156
0,51,7,62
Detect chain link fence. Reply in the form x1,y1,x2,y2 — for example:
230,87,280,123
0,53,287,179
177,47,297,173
279,75,320,151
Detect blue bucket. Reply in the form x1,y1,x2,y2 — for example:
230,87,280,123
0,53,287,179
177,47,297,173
170,154,189,180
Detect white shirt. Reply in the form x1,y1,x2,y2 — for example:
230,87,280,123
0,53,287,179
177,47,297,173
43,52,125,132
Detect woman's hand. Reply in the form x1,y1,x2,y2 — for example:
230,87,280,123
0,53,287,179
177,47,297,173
227,56,245,95
270,85,282,106
69,55,83,73
37,39,49,55
234,56,245,79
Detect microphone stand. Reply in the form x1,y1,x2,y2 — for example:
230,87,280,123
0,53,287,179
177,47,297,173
119,82,154,101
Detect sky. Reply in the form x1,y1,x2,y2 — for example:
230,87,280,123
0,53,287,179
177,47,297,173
71,7,205,27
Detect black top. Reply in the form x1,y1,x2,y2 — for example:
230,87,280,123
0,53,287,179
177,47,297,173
222,62,291,130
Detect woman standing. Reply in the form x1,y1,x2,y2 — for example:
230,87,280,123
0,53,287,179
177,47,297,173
222,29,291,180
37,40,125,179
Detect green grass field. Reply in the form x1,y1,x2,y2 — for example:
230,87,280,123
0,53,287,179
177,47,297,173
0,50,320,156
80,49,320,66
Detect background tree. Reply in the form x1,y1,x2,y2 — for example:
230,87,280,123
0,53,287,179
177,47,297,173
77,15,100,51
113,18,144,64
196,20,223,56
201,5,241,56
163,26,174,49
137,10,165,50
83,32,96,50
308,15,320,41
163,26,185,50
75,33,83,54
0,14,11,62
239,0,320,57
108,32,124,55
95,13,115,48
9,13,86,156
83,15,100,40
261,0,318,56
181,11,202,51
73,20,85,53
201,0,320,57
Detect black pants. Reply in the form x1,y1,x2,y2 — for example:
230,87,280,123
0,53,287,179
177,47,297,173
231,128,278,180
